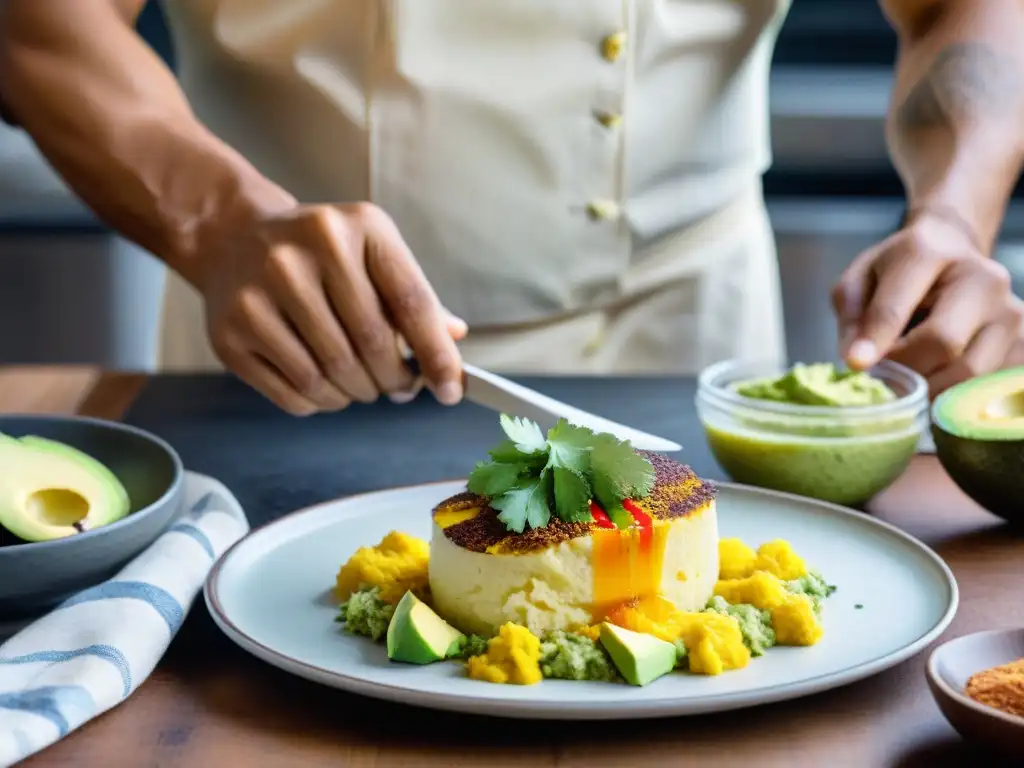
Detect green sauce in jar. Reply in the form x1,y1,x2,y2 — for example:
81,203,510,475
704,363,921,506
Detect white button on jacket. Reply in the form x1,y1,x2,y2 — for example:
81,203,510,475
158,0,790,375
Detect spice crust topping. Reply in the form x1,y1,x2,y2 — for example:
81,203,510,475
434,452,716,554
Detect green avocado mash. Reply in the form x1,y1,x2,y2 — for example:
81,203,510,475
734,362,896,407
540,631,618,682
703,596,776,656
452,633,490,659
786,572,837,614
336,587,395,641
673,638,689,668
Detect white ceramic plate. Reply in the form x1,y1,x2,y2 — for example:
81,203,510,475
205,481,958,720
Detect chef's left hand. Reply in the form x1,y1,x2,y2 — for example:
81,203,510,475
831,210,1024,396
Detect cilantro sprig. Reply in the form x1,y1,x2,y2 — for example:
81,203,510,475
466,414,655,534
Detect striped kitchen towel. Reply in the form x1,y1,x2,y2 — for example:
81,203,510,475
0,472,249,767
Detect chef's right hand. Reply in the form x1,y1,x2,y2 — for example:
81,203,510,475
195,202,467,416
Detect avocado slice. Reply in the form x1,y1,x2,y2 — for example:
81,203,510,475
598,622,677,686
931,367,1024,521
0,438,131,542
386,590,464,664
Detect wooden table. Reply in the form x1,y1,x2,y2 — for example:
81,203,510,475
4,366,1017,768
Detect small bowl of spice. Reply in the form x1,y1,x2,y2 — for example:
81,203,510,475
927,628,1024,756
695,359,928,507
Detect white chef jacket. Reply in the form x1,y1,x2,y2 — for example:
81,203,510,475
158,0,790,375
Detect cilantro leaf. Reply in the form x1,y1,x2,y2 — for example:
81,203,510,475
488,439,549,468
488,440,524,463
590,434,655,501
473,415,662,534
552,466,592,523
467,461,527,497
491,477,551,533
545,419,594,474
590,458,631,512
499,414,547,454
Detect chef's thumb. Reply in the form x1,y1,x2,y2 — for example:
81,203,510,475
444,309,468,340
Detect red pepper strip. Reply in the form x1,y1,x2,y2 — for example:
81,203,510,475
622,498,651,526
622,498,652,547
589,501,616,529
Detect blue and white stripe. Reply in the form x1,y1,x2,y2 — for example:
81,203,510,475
0,473,249,767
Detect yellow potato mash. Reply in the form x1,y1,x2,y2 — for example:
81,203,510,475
334,531,430,604
772,594,824,646
607,594,750,676
718,537,808,581
466,623,543,685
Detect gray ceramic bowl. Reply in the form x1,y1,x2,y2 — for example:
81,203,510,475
927,628,1024,756
0,414,183,619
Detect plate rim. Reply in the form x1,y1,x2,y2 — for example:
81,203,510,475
204,479,960,720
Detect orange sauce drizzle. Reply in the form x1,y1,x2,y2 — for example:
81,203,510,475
591,500,668,620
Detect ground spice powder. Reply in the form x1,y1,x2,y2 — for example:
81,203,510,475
965,658,1024,718
436,451,717,554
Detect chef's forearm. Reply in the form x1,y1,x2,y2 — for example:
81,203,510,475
0,0,293,287
881,0,1024,254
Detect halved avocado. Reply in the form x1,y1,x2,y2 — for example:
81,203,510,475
931,367,1024,521
0,438,131,542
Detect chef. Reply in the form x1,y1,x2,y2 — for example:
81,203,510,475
1,1,1023,415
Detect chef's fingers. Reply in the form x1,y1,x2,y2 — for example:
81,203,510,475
883,270,995,377
385,313,466,403
1002,303,1024,366
236,287,352,411
843,246,945,370
831,246,878,352
314,206,419,396
386,379,424,404
926,318,1018,397
357,207,465,406
217,342,320,417
388,335,422,404
265,244,380,404
445,309,469,341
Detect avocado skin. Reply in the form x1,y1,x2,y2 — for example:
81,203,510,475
932,424,1024,524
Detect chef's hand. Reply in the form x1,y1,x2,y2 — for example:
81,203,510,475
196,202,467,416
831,211,1024,396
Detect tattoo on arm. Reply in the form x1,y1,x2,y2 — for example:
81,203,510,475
896,42,1021,132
